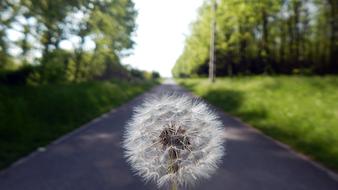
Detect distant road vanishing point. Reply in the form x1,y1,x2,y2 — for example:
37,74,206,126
0,79,338,190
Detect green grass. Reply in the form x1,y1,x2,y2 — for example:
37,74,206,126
0,80,157,169
178,76,338,171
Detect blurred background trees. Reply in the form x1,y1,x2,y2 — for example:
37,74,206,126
172,0,338,77
0,0,158,85
0,0,161,168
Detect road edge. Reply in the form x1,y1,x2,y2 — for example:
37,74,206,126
0,84,160,175
176,83,338,182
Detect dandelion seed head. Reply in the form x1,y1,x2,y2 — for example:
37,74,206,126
123,94,225,188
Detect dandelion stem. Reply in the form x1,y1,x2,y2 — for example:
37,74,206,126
171,180,177,190
169,148,178,190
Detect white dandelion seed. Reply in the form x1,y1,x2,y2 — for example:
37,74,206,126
123,93,225,189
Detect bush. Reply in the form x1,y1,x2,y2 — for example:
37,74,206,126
151,71,160,79
40,50,73,83
130,68,146,79
0,65,36,85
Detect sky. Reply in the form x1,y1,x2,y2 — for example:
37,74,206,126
6,0,204,77
121,0,204,77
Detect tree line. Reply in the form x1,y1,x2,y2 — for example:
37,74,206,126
0,0,159,84
172,0,337,77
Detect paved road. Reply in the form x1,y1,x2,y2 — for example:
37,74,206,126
1,80,338,190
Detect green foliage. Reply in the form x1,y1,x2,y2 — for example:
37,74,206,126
0,0,138,83
151,71,160,80
178,76,338,170
0,79,157,169
128,68,161,80
173,0,338,77
0,65,37,85
0,1,17,70
0,0,157,170
172,2,211,77
40,49,73,83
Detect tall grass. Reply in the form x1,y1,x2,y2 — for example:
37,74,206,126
178,76,338,171
0,80,156,169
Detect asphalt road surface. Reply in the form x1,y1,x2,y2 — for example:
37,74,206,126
1,79,338,190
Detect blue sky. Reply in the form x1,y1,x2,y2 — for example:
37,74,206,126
121,0,204,77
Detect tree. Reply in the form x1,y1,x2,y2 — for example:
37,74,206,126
1,0,138,84
173,0,337,77
0,0,18,70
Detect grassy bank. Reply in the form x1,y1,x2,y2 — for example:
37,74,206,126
178,76,338,171
0,80,157,169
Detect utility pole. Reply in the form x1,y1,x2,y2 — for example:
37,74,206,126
209,0,216,83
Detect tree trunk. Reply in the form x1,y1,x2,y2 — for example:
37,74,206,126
328,0,338,72
293,0,301,68
74,36,85,82
261,8,271,73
